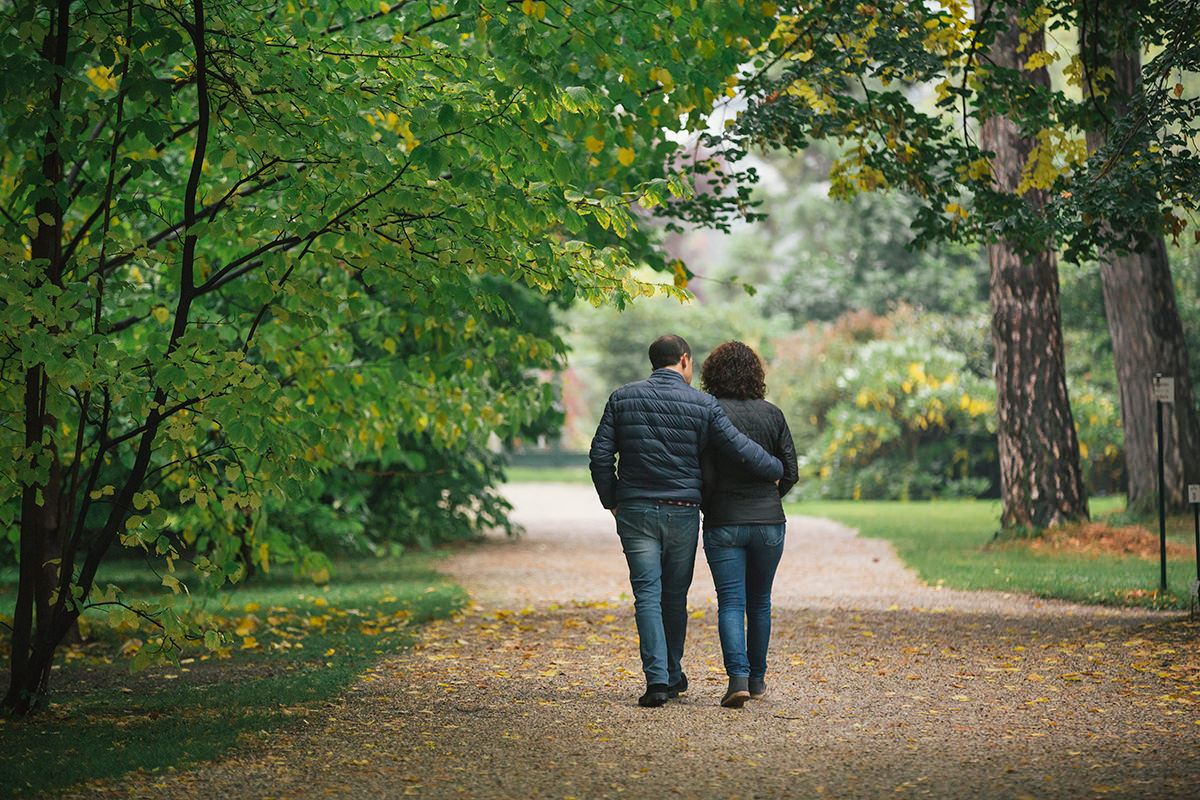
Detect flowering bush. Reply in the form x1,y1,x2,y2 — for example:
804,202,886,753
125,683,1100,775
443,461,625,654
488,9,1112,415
798,338,1000,500
1070,387,1124,496
769,305,1127,501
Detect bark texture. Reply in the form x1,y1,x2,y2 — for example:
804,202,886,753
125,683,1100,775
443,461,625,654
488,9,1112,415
1079,6,1200,513
976,0,1089,528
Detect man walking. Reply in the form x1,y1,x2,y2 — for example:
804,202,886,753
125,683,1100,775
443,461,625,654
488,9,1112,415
589,334,784,707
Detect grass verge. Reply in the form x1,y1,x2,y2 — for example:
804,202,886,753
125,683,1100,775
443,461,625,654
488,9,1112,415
0,554,466,798
792,497,1199,610
503,465,593,485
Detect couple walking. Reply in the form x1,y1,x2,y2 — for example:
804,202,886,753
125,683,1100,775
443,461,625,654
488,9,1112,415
589,334,799,708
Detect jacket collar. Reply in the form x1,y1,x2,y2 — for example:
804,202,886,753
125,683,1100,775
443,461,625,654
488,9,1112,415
650,367,689,385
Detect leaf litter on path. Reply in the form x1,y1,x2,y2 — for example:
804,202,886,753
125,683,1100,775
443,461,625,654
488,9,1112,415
61,484,1200,800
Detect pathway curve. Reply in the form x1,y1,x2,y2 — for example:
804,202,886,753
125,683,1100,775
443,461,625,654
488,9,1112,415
70,484,1200,799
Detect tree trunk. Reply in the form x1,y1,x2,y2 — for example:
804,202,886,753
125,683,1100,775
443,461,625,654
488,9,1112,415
976,0,1090,528
7,0,210,715
1079,7,1200,514
5,0,72,716
1098,242,1200,513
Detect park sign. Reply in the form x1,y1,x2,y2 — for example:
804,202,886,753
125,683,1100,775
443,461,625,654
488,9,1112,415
1154,375,1175,404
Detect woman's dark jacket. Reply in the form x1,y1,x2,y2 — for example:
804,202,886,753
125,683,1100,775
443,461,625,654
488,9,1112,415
700,397,799,529
589,369,784,509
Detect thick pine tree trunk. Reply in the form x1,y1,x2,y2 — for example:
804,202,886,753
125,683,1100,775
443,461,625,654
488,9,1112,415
1080,12,1200,513
1097,240,1200,513
976,1,1089,528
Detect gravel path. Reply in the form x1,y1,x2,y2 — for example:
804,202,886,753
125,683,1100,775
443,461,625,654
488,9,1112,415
67,483,1200,799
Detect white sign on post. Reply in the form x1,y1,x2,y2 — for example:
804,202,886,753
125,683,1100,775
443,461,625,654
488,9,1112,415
1190,485,1200,505
1191,579,1200,599
1154,375,1175,404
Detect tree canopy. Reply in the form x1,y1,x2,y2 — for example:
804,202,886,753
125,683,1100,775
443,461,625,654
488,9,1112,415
727,0,1200,259
0,0,777,712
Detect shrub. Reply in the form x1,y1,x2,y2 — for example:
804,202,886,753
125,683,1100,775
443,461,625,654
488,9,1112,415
770,306,1126,501
1071,387,1125,496
799,338,999,500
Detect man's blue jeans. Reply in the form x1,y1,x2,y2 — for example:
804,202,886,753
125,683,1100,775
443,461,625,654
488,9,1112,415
615,501,699,687
703,524,785,679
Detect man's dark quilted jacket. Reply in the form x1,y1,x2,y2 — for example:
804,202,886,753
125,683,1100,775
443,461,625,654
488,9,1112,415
700,397,799,528
589,369,783,509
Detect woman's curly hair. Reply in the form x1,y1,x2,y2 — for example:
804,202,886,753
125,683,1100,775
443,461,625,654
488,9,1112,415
701,341,766,400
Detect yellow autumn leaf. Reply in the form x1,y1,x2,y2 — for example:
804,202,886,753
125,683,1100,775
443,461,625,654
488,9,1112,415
241,636,259,649
617,147,635,166
584,135,605,153
86,65,117,91
152,306,170,324
671,259,689,289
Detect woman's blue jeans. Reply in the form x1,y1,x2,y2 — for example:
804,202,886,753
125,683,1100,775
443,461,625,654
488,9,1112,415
703,524,785,679
615,501,700,687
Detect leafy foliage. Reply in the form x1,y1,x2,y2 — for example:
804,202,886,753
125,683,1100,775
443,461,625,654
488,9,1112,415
802,335,1000,501
729,0,1200,259
0,0,778,710
768,307,1125,500
711,152,988,323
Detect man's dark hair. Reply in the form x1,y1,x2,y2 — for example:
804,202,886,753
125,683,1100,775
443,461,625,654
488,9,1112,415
648,334,691,370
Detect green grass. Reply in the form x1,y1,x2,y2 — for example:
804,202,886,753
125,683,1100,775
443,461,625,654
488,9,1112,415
792,496,1199,610
0,554,466,798
504,464,593,484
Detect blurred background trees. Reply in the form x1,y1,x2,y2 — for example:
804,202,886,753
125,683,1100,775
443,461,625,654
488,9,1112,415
562,136,1198,507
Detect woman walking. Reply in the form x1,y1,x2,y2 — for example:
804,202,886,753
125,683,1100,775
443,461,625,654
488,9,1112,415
699,341,799,708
